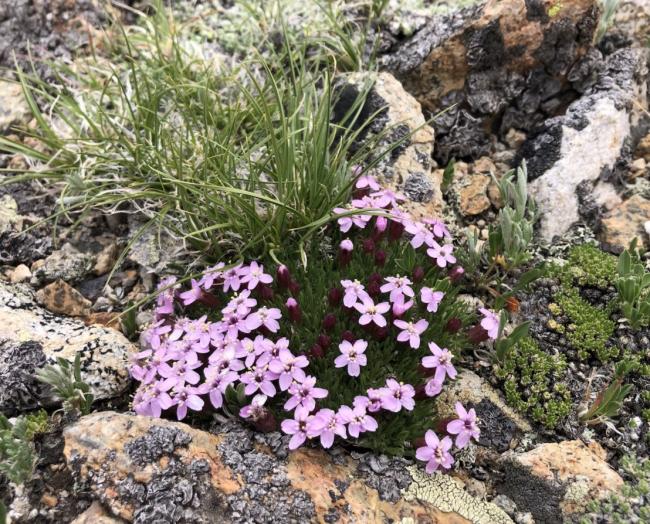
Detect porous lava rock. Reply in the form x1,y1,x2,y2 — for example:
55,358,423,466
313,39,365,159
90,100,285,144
63,412,513,523
0,282,135,415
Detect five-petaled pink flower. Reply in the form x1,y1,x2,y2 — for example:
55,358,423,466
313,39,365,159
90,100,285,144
245,307,282,332
334,340,368,377
446,402,480,449
268,348,309,391
341,279,370,308
380,276,414,303
239,261,273,290
427,242,456,268
380,379,415,412
281,406,312,450
338,404,378,438
421,287,445,313
307,408,347,448
285,376,328,412
355,175,381,191
394,318,428,349
479,308,500,340
421,342,457,382
415,430,454,473
354,298,390,327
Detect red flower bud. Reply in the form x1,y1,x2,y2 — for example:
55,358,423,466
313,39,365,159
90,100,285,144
362,238,375,253
286,297,301,323
388,220,405,241
412,435,426,449
412,266,425,283
310,344,324,359
374,250,386,267
322,313,336,331
328,287,343,307
341,330,356,342
317,334,331,349
418,363,436,378
448,265,465,284
276,265,291,288
445,317,462,334
289,280,300,295
468,324,489,344
259,284,274,301
367,280,381,297
368,272,382,284
373,326,389,341
253,411,278,433
414,383,429,400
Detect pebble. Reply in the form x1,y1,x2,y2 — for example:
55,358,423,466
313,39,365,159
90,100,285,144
9,264,31,283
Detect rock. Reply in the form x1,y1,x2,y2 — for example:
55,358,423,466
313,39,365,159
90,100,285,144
434,370,532,453
504,129,526,150
72,502,126,523
0,194,23,235
334,71,444,220
611,0,650,45
518,48,649,241
9,263,31,283
126,221,181,274
31,243,94,285
0,281,135,415
637,130,650,158
36,279,92,317
630,156,646,175
380,0,600,163
94,242,119,276
600,194,650,252
458,174,492,216
63,412,512,524
499,440,623,522
0,81,30,134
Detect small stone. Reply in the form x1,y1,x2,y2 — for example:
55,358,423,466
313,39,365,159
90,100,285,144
93,242,119,276
9,264,31,283
499,440,623,522
505,129,526,150
472,157,496,175
630,157,646,174
600,195,650,252
36,280,92,317
0,81,31,134
459,174,491,216
0,194,23,235
40,494,57,508
71,501,124,524
492,494,518,517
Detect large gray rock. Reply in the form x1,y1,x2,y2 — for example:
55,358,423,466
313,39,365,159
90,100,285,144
31,243,94,285
517,48,649,241
0,281,135,415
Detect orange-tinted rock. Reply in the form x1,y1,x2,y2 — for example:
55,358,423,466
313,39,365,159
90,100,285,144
600,195,650,252
36,279,92,317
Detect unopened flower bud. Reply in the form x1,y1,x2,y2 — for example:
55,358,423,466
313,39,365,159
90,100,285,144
412,266,425,283
468,324,489,344
445,317,462,334
328,287,343,307
310,344,324,359
338,239,353,267
317,334,331,349
341,330,356,342
374,250,386,267
367,280,381,297
322,313,336,331
276,265,291,288
448,265,465,284
259,284,274,301
392,299,412,318
253,411,278,433
362,238,375,253
375,215,388,234
414,383,429,400
289,280,300,295
388,220,405,241
368,272,382,284
373,326,389,341
286,297,301,323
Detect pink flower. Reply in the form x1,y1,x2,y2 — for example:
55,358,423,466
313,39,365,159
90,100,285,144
380,276,414,303
239,394,268,420
394,318,428,349
240,365,277,397
380,379,415,412
171,384,204,420
354,298,390,327
424,218,450,239
404,220,433,249
134,381,173,418
339,239,353,252
353,389,384,412
200,368,238,409
179,279,202,306
245,307,282,332
446,402,480,449
427,241,456,268
424,377,443,397
341,279,370,308
415,430,454,473
334,339,368,377
222,264,243,293
479,308,500,340
355,175,381,191
284,376,328,411
281,406,312,450
392,296,414,317
338,404,378,438
268,348,309,390
223,290,257,317
421,342,457,382
240,261,273,290
307,408,347,448
421,288,444,313
158,357,202,390
198,262,225,289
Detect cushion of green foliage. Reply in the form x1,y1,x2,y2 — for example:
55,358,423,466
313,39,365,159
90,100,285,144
567,243,617,288
494,336,571,428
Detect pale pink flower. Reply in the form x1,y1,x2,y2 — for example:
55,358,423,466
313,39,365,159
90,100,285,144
334,339,368,377
380,276,414,303
421,288,445,313
446,402,480,449
479,308,500,340
354,298,390,327
281,406,312,450
421,342,457,382
427,241,456,268
415,430,454,473
394,318,428,349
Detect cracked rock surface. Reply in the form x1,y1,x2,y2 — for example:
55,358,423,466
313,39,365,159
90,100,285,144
0,282,135,415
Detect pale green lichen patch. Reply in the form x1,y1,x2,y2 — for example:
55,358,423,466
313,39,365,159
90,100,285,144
403,465,513,524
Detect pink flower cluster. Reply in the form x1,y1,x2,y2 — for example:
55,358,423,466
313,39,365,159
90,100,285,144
130,173,489,474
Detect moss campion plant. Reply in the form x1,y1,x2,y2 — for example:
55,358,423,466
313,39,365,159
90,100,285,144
130,176,498,469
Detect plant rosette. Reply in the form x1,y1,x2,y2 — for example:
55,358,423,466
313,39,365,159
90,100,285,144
130,175,496,471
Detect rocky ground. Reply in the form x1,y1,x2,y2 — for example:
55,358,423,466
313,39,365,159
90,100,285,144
1,0,650,523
